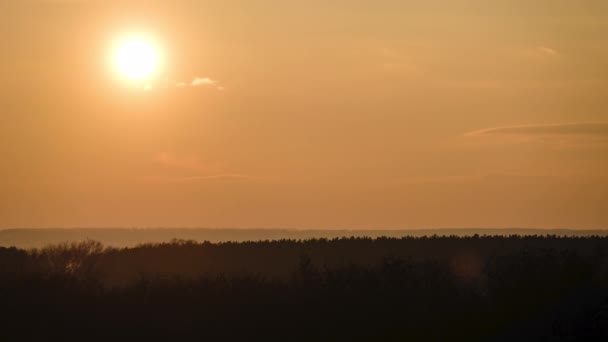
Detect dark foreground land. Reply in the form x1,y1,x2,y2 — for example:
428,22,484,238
1,236,608,341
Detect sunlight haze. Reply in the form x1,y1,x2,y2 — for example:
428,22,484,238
1,0,607,229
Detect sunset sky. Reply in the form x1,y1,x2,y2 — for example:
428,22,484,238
1,0,607,229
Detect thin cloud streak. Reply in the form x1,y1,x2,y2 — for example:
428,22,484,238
143,174,254,182
151,152,252,182
140,77,223,91
465,122,608,137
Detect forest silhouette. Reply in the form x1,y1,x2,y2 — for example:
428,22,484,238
1,235,607,340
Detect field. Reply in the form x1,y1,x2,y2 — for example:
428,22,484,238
2,234,607,340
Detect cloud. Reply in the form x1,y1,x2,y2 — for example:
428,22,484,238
152,152,249,181
190,77,224,90
465,122,608,137
537,46,558,57
172,77,224,90
191,77,216,86
155,152,212,173
140,77,224,91
171,174,253,181
144,174,253,182
512,45,560,60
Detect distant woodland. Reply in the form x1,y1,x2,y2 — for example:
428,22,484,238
2,228,608,248
1,236,607,340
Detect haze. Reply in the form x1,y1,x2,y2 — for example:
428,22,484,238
1,0,607,229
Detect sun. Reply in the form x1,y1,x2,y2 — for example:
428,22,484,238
112,34,161,82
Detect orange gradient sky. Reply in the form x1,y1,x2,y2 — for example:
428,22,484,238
1,0,607,229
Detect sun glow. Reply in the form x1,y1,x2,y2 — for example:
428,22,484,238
112,34,161,82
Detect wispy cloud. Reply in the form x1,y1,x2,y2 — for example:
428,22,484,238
143,174,253,182
155,152,215,173
171,174,252,181
151,152,249,182
511,45,560,60
537,46,558,57
191,77,216,86
140,77,224,91
465,122,608,137
170,77,224,90
190,77,224,90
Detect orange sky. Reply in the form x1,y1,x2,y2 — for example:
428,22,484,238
1,0,607,229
